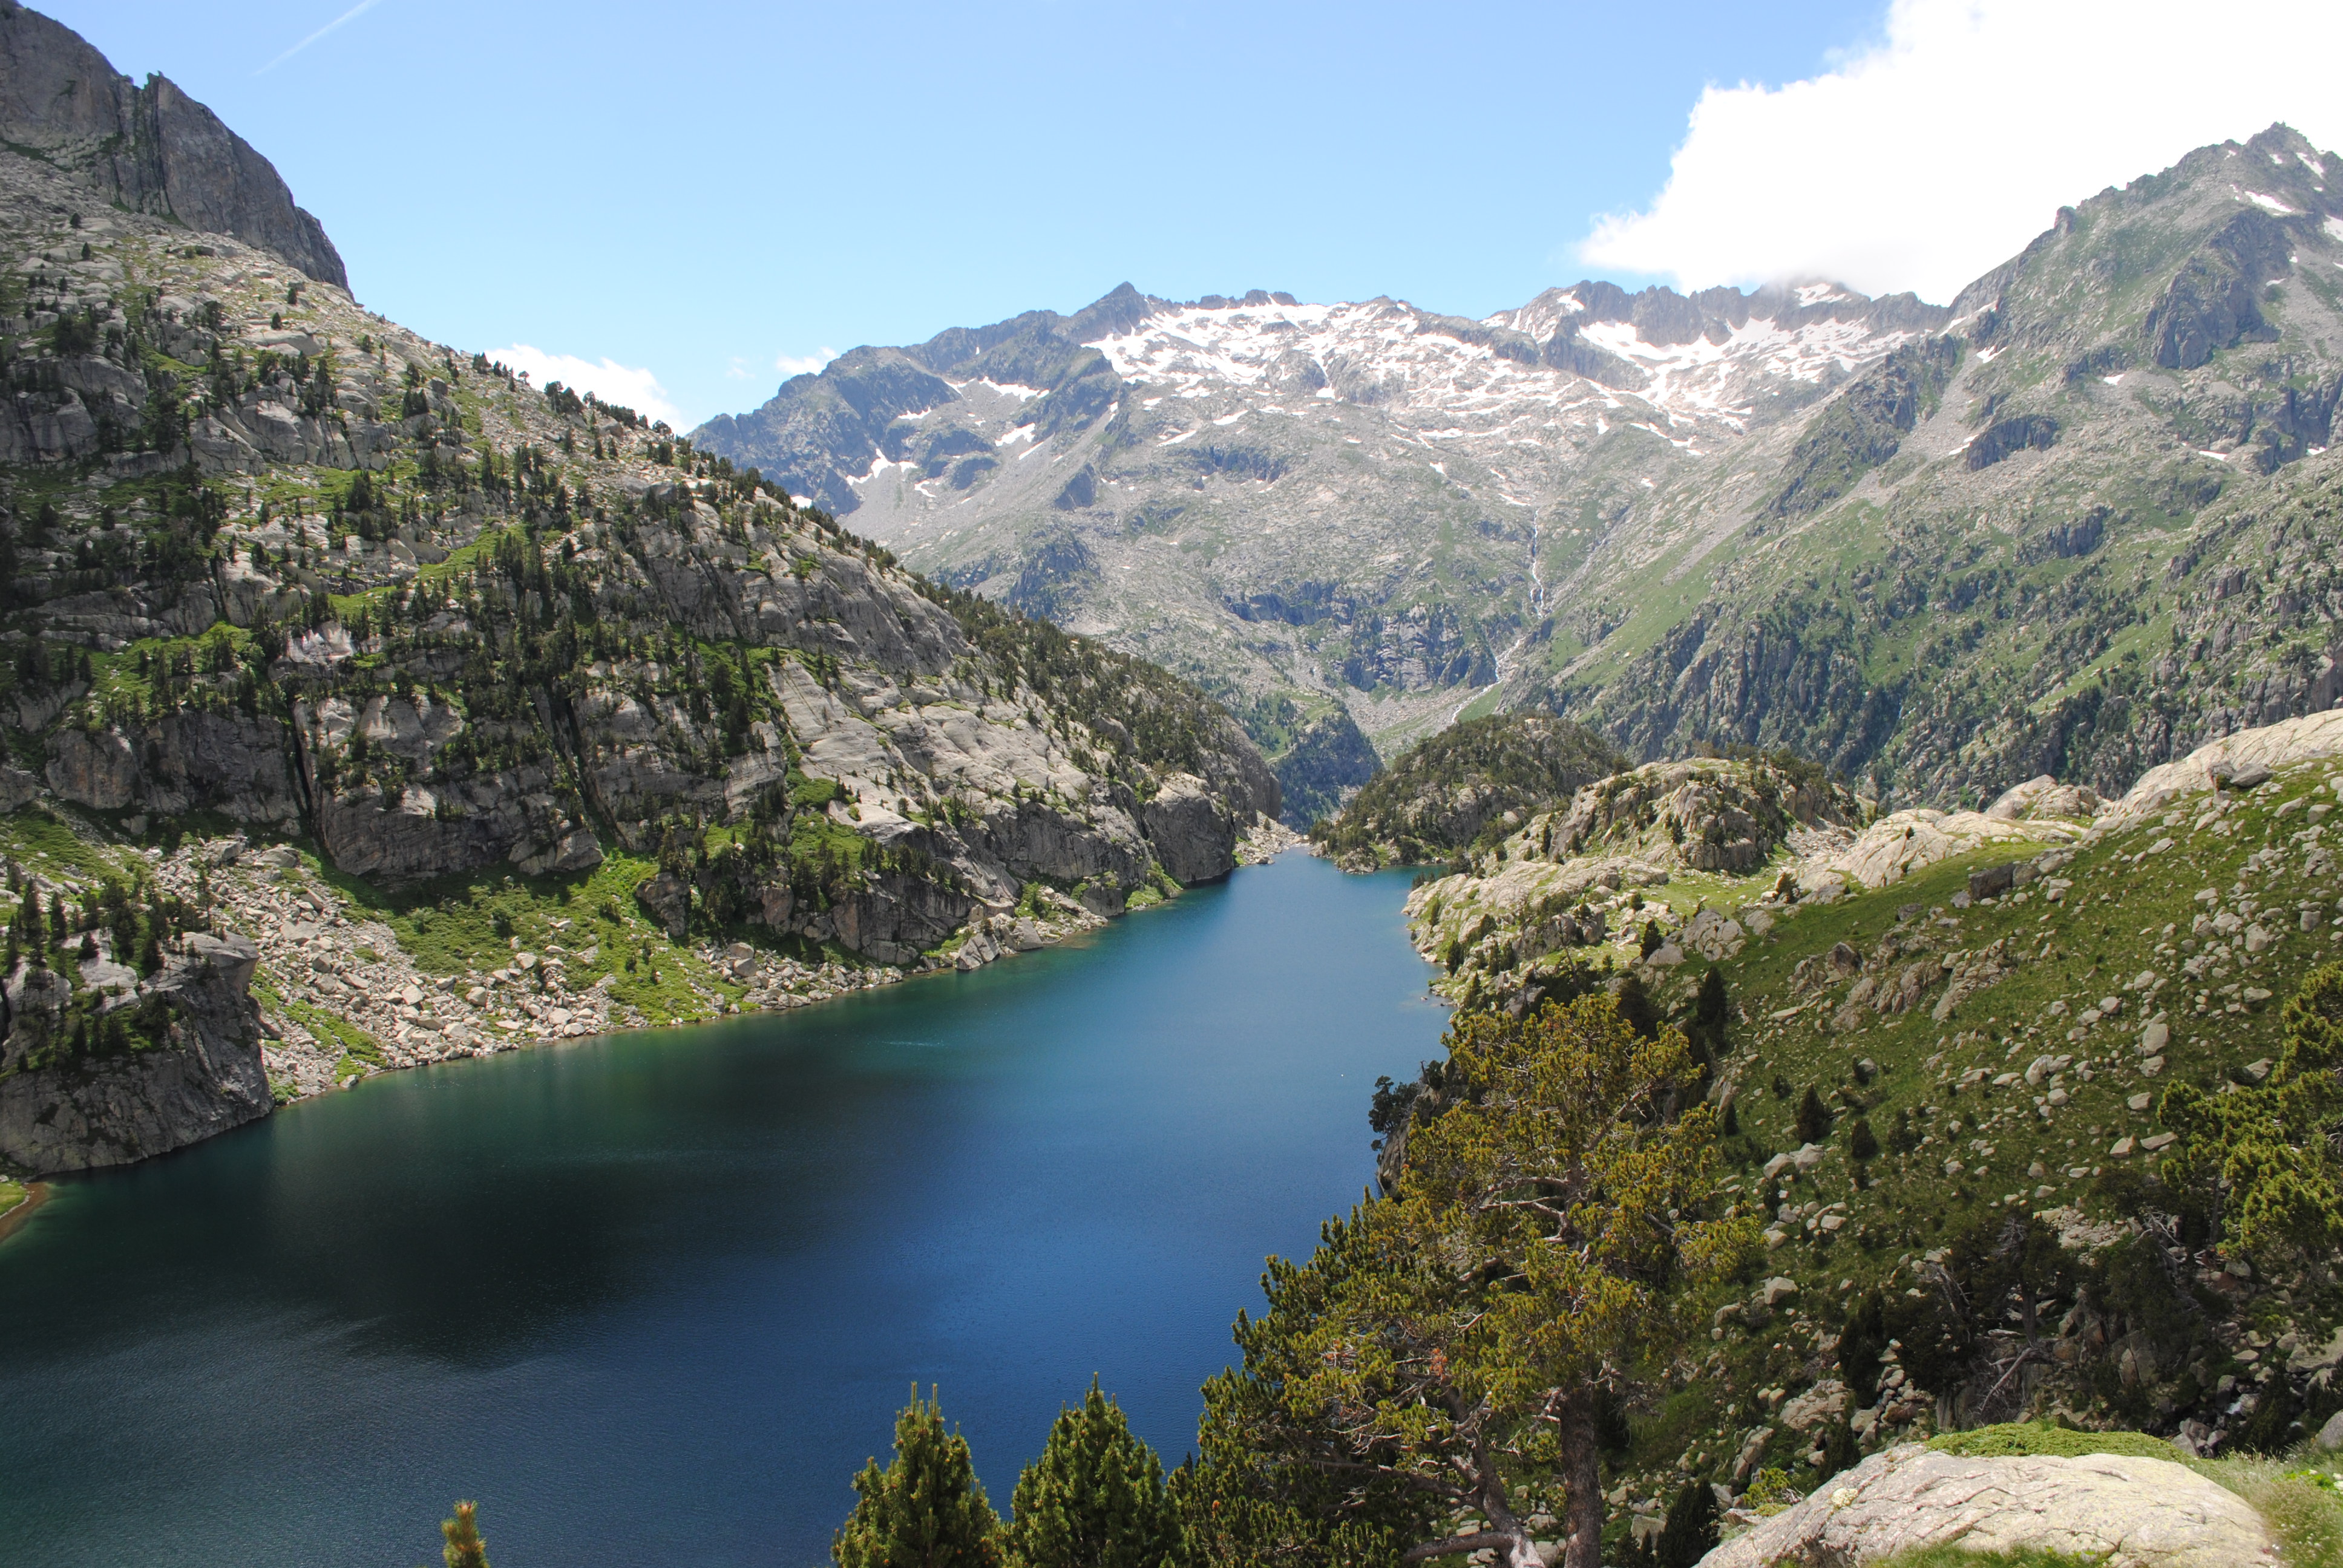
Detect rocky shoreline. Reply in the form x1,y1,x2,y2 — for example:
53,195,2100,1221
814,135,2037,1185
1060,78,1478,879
143,814,1309,1111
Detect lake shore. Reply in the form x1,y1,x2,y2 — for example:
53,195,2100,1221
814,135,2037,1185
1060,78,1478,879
0,852,1440,1568
0,1181,48,1245
162,820,1306,1112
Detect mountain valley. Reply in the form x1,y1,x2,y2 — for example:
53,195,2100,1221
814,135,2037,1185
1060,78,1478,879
700,126,2343,837
10,5,2343,1567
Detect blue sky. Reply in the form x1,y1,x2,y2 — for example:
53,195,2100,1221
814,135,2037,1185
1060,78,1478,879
47,2,2343,428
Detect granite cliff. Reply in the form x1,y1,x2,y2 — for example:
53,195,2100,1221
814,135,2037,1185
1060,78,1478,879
0,929,266,1173
0,6,1279,1177
0,2,344,287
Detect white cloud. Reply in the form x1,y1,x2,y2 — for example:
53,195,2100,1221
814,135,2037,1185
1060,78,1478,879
483,345,683,428
1580,0,2343,305
775,348,838,379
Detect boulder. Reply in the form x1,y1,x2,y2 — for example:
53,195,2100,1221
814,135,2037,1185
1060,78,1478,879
635,871,691,939
0,765,41,811
1779,1379,1847,1432
1969,861,2019,901
514,828,603,878
1697,1444,2273,1568
1683,907,1746,960
1822,809,2080,890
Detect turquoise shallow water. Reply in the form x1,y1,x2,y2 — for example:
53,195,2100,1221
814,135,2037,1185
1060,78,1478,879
0,851,1444,1567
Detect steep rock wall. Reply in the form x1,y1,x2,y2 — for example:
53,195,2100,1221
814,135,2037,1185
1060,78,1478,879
0,932,269,1174
0,2,346,286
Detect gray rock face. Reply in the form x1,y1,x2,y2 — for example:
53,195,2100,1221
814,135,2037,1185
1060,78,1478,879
2147,210,2290,371
0,5,346,286
0,932,270,1175
1697,1445,2273,1568
1142,773,1240,884
0,146,1278,1083
1545,757,1863,874
44,712,303,829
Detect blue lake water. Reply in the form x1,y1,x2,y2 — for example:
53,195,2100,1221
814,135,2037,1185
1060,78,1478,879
0,851,1444,1567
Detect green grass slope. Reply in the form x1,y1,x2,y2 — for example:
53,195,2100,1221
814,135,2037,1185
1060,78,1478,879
1395,742,2343,1531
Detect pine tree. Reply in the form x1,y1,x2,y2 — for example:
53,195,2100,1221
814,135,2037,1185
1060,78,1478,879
1193,993,1754,1568
1887,1107,1918,1154
1005,1382,1180,1568
1613,971,1660,1041
1692,966,1729,1048
1795,1085,1831,1145
441,1500,489,1568
2163,961,2343,1271
836,1388,1003,1568
1848,1117,1879,1163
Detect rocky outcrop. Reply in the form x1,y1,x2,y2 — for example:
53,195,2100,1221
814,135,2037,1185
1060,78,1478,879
1987,775,2106,821
1698,1445,2273,1568
1544,757,1862,874
0,932,270,1175
1142,773,1243,884
1315,714,1626,869
1814,807,2084,891
2111,710,2343,825
44,711,303,829
0,4,346,286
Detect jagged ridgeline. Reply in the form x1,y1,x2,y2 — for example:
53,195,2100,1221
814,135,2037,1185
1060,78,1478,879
693,253,1949,808
1311,711,1625,868
0,4,1275,1174
692,123,2343,833
1509,125,2343,809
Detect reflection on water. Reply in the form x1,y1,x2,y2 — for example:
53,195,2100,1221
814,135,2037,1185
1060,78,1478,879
0,852,1443,1568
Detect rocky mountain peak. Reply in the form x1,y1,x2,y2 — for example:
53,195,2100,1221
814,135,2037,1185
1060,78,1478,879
0,2,346,287
693,266,1943,822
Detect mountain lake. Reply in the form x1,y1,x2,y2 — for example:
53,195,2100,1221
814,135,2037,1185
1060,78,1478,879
0,850,1444,1567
